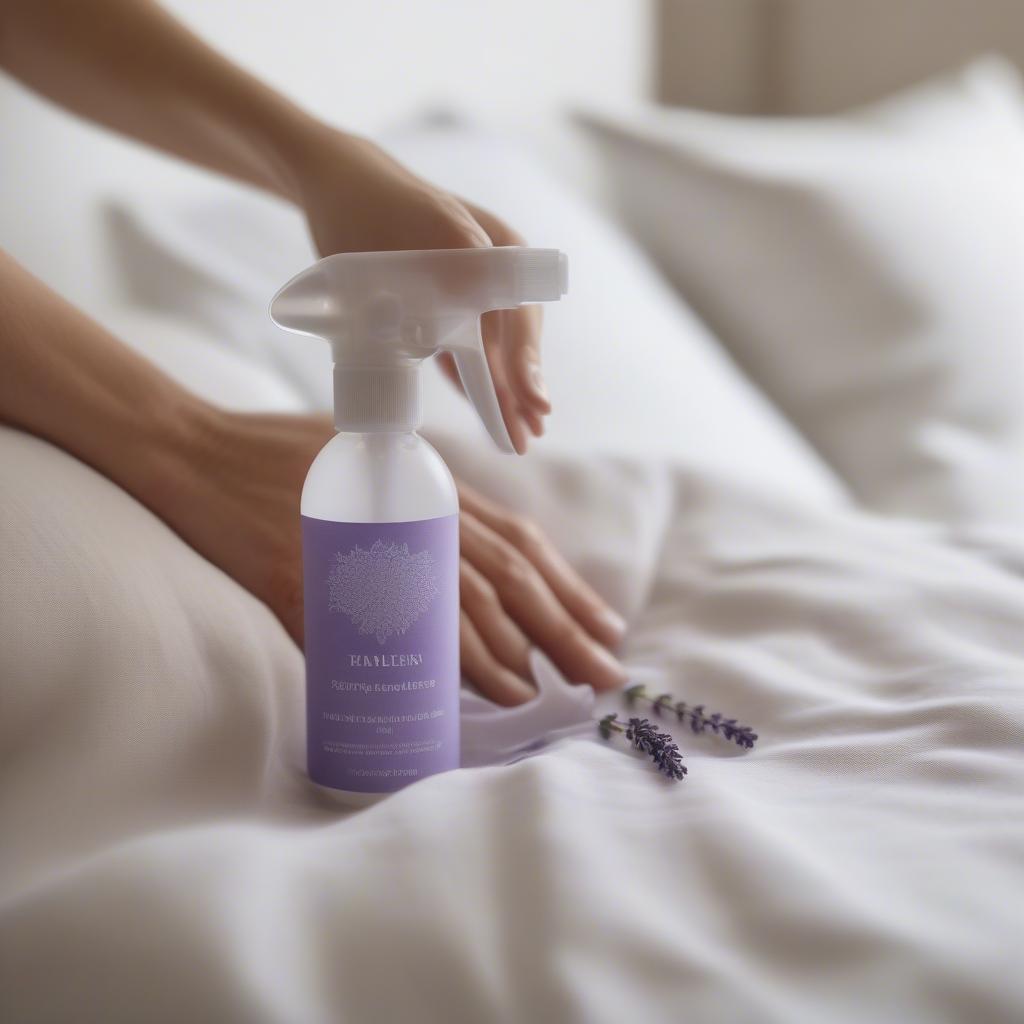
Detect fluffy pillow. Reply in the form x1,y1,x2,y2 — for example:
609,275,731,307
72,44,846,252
579,57,1024,524
103,121,845,506
0,426,305,887
94,306,306,413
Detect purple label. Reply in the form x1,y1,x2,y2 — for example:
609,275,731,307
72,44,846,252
301,514,460,793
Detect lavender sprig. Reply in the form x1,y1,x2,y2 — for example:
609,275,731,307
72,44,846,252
598,713,687,781
625,684,758,750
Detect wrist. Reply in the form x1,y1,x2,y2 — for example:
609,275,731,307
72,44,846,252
256,109,353,208
125,391,227,528
254,106,328,205
274,118,366,209
210,78,336,207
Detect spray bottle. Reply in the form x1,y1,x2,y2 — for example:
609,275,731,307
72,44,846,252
271,247,569,804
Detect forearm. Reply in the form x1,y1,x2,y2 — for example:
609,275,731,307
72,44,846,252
0,249,212,509
0,0,549,458
0,0,320,201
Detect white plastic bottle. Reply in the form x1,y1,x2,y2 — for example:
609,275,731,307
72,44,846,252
271,247,568,804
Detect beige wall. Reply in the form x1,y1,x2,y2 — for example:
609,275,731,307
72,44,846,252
657,0,1024,114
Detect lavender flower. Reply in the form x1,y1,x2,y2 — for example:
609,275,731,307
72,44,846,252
625,685,758,750
598,713,687,780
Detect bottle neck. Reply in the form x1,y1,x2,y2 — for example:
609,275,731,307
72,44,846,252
332,364,421,434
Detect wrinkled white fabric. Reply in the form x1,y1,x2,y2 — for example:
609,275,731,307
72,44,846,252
2,424,1023,1023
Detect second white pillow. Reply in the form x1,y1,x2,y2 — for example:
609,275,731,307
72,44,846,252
580,57,1024,524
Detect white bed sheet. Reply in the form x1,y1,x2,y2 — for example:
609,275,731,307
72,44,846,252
2,418,1023,1023
3,100,1023,1023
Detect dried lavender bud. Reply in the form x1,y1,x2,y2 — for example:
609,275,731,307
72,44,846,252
624,684,646,707
653,693,674,716
689,705,706,734
624,717,687,780
675,701,758,750
622,684,758,750
597,713,686,780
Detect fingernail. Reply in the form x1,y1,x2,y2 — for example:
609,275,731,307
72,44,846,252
508,675,538,705
597,608,627,640
509,417,527,455
592,644,629,687
527,362,550,405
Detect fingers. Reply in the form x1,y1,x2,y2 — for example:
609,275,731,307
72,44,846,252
479,309,530,454
460,610,536,707
460,512,627,693
505,304,550,416
460,487,626,650
494,305,550,420
462,201,552,436
461,559,532,678
436,318,543,442
436,352,463,393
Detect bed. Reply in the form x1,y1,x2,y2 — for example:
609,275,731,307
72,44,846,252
2,4,1024,1022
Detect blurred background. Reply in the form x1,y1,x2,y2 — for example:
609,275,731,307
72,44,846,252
659,0,1024,114
4,0,1024,509
7,0,1024,302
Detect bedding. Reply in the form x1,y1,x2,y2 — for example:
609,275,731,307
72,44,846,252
2,420,1024,1023
580,57,1024,525
5,101,1024,1023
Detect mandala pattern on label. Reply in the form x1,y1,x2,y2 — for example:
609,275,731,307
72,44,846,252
327,539,438,644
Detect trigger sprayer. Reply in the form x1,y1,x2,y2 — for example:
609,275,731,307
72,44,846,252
271,247,568,804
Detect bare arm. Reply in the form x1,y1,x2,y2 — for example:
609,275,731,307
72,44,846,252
0,0,551,450
0,0,310,201
0,1,626,701
0,250,625,700
0,248,205,506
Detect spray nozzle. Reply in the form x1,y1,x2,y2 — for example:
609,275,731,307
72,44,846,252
270,247,568,452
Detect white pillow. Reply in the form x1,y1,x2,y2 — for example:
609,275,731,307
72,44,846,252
0,426,305,886
579,57,1024,524
94,306,306,414
104,121,845,506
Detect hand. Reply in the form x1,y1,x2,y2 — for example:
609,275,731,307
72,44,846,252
158,410,626,704
287,126,549,454
457,480,627,705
